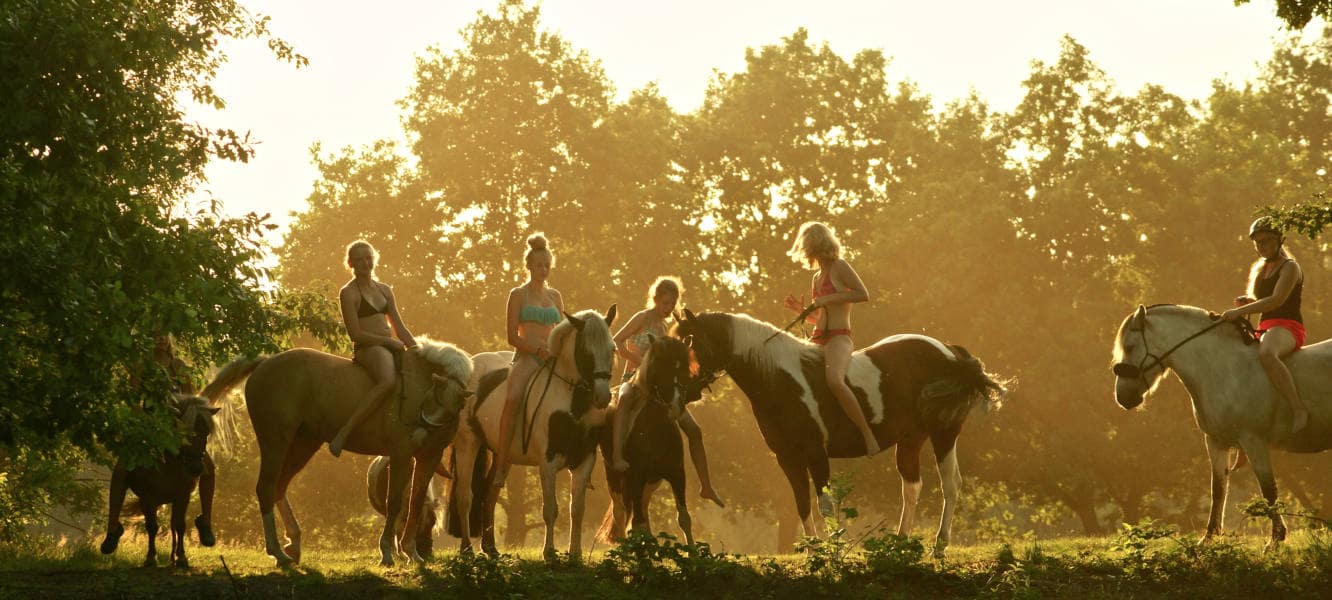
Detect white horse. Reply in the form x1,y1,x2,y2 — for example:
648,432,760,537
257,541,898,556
447,307,617,559
1112,304,1332,546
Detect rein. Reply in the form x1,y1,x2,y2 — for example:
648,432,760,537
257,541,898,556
1113,313,1257,380
519,356,612,453
766,303,819,344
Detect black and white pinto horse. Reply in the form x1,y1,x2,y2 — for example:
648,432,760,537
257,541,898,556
446,307,617,559
674,310,1006,556
596,333,698,546
1112,304,1332,547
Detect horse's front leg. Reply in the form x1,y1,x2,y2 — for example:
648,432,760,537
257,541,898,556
100,464,128,555
540,459,560,561
1238,437,1287,549
567,454,596,560
143,504,160,567
401,446,445,564
931,435,961,559
1202,435,1231,541
775,454,816,539
380,455,412,566
170,497,190,568
896,438,925,536
668,467,694,546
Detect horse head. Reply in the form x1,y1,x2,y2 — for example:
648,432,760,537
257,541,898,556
638,333,694,421
170,394,220,477
1111,304,1238,410
558,304,618,410
673,309,731,399
410,338,476,442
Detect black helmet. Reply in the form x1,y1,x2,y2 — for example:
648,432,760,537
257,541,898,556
1248,216,1283,239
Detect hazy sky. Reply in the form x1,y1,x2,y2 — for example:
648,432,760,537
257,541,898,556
188,0,1312,243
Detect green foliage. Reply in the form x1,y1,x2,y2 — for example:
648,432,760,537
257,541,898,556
599,530,745,587
862,533,926,576
1235,0,1332,29
1110,518,1176,570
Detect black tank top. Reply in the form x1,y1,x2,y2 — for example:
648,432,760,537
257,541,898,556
1255,259,1303,323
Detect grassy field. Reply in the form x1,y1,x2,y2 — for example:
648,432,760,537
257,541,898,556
2,528,1330,599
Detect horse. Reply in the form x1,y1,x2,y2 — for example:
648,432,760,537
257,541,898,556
673,309,1006,556
100,394,221,568
595,333,697,546
446,307,618,560
1111,303,1332,547
366,455,440,559
203,337,473,566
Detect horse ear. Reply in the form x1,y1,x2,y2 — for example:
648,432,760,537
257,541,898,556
673,310,683,325
605,304,618,327
565,312,586,331
207,406,221,415
1135,304,1147,324
683,308,697,322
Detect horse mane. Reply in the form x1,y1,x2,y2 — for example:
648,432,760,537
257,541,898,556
548,309,614,357
173,394,215,436
415,335,474,383
723,313,816,378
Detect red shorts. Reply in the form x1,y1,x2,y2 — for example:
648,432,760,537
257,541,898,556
1258,318,1306,350
811,328,851,346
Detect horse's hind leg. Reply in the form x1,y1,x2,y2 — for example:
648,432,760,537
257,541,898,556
775,453,816,538
142,504,160,567
1239,437,1287,548
170,497,190,568
274,438,320,563
100,463,128,554
896,436,925,536
1203,435,1231,541
930,430,962,558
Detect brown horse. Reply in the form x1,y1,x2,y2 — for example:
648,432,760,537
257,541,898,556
366,455,440,559
100,394,220,568
674,310,1006,557
596,333,698,546
205,337,472,566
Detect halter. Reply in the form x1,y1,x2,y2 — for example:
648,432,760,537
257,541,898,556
416,373,468,430
1112,310,1256,381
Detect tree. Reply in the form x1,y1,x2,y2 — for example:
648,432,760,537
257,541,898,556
1236,0,1332,29
0,0,334,540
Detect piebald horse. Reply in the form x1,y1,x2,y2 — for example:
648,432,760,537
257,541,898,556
447,307,617,560
674,309,1006,556
204,338,473,566
1112,304,1332,546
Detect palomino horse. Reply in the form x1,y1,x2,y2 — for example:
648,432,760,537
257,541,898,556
674,309,1006,557
446,307,617,559
366,455,440,559
205,338,473,566
1112,304,1332,546
100,394,221,567
596,333,698,546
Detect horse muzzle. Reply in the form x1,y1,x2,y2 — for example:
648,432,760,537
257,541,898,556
1114,378,1145,410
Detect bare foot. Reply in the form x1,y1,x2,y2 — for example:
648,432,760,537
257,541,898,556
700,487,726,508
1293,408,1310,434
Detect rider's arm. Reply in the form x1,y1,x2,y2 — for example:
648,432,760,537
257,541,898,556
383,284,417,349
1234,261,1302,316
506,288,541,355
815,259,870,307
613,310,649,363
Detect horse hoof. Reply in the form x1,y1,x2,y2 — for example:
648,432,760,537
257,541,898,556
282,543,301,563
483,546,500,559
543,547,558,562
100,523,124,555
142,557,157,568
273,551,296,568
194,516,216,547
175,558,191,569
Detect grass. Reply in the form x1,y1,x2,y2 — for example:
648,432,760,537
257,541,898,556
2,528,1331,599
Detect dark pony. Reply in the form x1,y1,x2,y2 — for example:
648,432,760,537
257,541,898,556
596,334,698,545
674,309,1005,557
100,394,220,568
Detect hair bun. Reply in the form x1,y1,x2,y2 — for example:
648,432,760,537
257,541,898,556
527,233,548,251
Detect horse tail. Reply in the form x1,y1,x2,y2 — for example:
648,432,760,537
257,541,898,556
200,356,266,405
366,456,389,517
596,503,619,545
444,445,493,538
917,345,1009,431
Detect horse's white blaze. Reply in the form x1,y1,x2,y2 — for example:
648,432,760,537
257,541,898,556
876,334,956,361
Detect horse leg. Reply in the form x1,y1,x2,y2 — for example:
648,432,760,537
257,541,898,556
255,433,295,566
540,460,560,561
1239,437,1287,548
668,466,694,546
401,446,445,564
100,463,128,554
626,472,648,538
449,445,478,554
896,437,925,536
274,438,320,563
142,504,160,567
775,453,816,539
380,454,412,567
1202,435,1231,541
195,454,216,547
567,456,595,560
810,450,833,523
171,497,190,568
930,431,961,558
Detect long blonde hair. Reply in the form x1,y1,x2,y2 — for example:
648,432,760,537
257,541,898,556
787,222,841,268
1246,248,1296,298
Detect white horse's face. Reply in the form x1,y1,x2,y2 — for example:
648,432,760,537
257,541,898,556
565,305,618,409
1111,306,1169,409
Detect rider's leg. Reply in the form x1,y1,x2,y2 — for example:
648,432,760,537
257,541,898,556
491,353,541,489
677,409,724,507
824,335,880,456
1258,327,1307,433
611,382,645,472
330,346,395,456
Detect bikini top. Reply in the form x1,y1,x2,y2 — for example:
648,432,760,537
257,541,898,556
628,316,666,354
519,287,561,325
356,283,388,318
813,272,837,298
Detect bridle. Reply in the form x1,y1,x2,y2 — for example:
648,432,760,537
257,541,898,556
1112,309,1256,381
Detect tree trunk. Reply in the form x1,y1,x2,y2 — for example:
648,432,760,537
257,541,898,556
1066,494,1105,536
